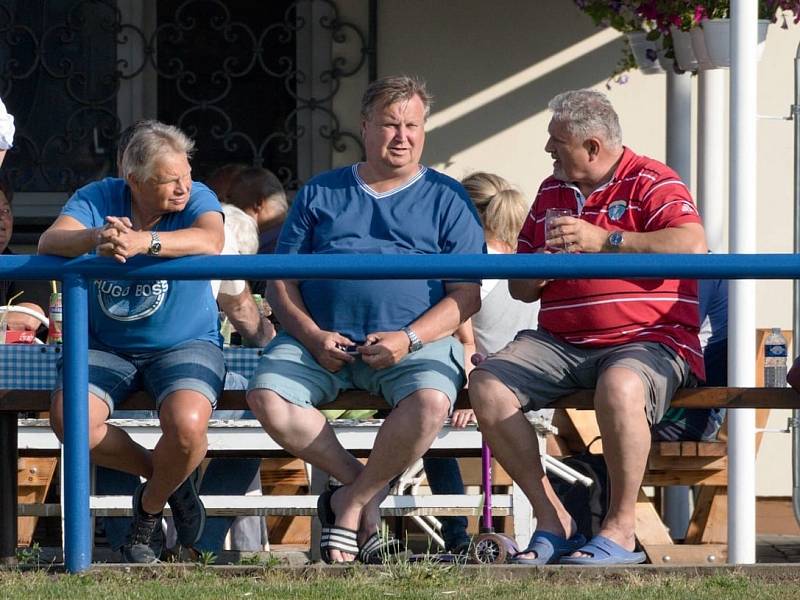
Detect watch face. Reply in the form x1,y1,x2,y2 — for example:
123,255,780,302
149,232,161,255
609,231,623,247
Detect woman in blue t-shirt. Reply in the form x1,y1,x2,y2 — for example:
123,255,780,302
38,121,225,564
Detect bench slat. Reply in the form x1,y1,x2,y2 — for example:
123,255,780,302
3,386,797,412
18,494,514,518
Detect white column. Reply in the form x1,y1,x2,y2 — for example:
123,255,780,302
666,70,693,184
698,70,728,253
663,69,694,539
729,0,758,565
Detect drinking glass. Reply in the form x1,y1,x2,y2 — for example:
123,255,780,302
545,208,573,252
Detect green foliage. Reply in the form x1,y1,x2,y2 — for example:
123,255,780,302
196,550,217,567
2,569,800,599
14,543,43,568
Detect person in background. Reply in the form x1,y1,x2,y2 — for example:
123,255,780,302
652,277,728,441
206,163,247,204
419,172,538,555
0,101,52,338
223,167,290,297
0,97,13,168
0,175,53,338
39,121,225,564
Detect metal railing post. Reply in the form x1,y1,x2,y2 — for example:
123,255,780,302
61,273,90,573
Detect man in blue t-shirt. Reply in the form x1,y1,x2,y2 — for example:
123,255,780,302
246,75,485,564
38,122,225,564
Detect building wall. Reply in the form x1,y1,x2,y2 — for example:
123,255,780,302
375,0,800,496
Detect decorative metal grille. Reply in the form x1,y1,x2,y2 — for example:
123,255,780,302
0,0,369,211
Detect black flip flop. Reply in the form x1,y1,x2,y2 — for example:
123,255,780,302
317,488,359,564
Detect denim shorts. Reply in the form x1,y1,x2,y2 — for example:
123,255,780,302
55,339,225,416
247,332,465,410
474,328,694,425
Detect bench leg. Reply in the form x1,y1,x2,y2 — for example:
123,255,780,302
309,467,328,562
0,411,18,565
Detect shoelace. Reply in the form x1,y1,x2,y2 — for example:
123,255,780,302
130,512,159,545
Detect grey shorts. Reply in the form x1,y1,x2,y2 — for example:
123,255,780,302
474,329,694,424
248,332,466,411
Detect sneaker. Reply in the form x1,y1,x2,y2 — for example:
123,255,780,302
168,469,206,547
121,482,163,564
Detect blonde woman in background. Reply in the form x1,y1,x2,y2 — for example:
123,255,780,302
422,172,538,556
458,172,538,361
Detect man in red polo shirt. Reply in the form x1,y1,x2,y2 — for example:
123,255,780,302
469,89,707,565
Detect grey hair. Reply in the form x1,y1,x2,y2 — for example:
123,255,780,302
120,121,195,181
548,90,623,150
360,75,433,121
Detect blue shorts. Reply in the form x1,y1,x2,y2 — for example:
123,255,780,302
55,339,225,416
247,332,465,410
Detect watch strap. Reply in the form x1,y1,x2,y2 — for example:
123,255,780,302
402,326,423,353
148,231,161,255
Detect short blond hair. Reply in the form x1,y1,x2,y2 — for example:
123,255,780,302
461,172,529,249
360,75,433,121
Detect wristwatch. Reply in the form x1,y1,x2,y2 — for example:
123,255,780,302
402,326,423,353
147,231,162,256
607,230,624,251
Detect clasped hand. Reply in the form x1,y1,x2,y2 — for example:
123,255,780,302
311,329,409,373
96,216,149,263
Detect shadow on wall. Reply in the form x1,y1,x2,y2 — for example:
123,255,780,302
424,40,624,168
377,0,623,166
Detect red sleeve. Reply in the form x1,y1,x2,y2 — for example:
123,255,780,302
639,173,702,232
516,208,539,254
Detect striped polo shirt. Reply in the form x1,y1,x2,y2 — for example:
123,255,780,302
518,147,705,380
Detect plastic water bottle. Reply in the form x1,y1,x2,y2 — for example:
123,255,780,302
764,328,788,387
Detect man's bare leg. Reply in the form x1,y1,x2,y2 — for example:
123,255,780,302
327,389,450,559
469,371,574,560
570,367,649,556
247,388,367,561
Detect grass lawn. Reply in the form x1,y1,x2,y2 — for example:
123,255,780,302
2,566,800,600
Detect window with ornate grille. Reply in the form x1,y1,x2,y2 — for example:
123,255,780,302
0,0,369,246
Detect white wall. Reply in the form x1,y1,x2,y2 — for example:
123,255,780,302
376,0,800,496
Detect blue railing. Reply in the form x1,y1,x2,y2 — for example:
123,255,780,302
5,252,800,572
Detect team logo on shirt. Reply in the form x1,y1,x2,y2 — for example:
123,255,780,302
607,200,628,221
95,279,169,321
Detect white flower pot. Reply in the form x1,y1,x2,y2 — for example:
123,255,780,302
626,31,664,75
670,25,698,72
689,26,715,70
701,18,770,68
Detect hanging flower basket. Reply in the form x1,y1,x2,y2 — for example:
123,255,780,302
669,25,699,71
700,18,771,68
626,31,664,74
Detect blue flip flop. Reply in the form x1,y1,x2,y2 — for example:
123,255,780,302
559,534,646,565
509,530,587,565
